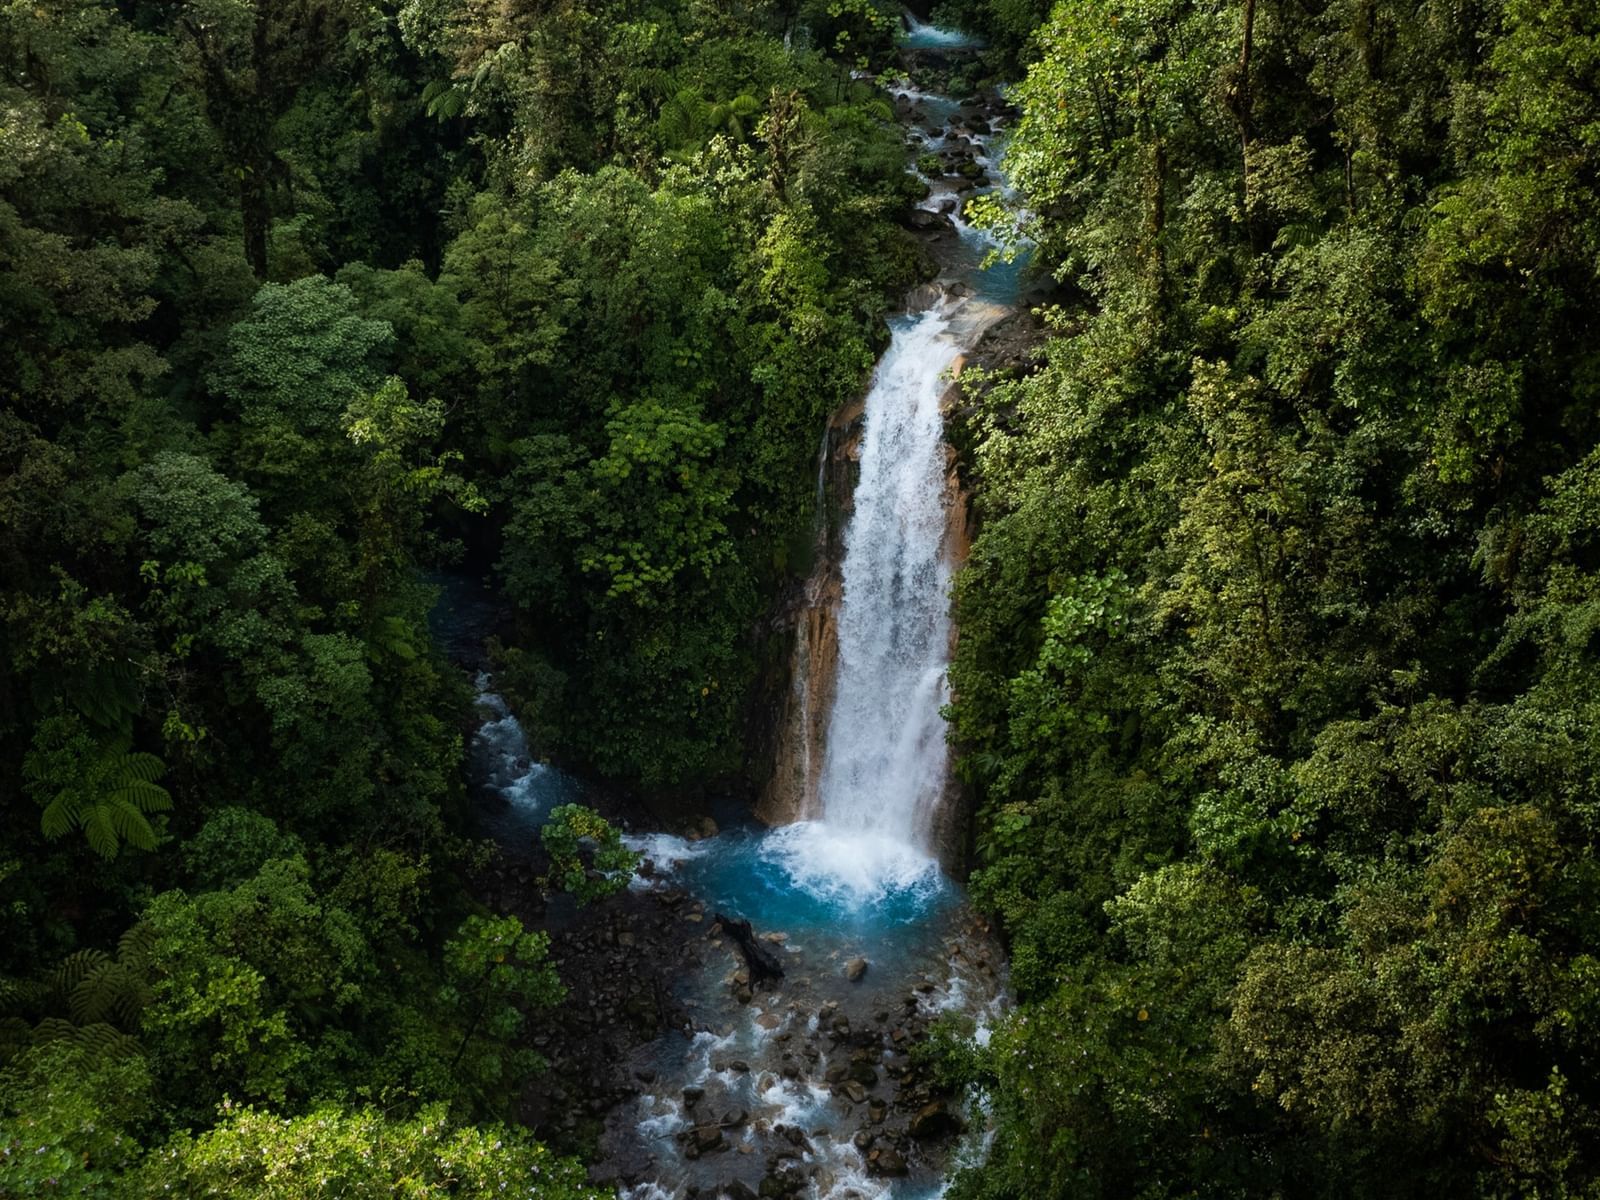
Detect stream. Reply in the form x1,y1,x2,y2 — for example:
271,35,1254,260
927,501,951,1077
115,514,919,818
456,17,1025,1200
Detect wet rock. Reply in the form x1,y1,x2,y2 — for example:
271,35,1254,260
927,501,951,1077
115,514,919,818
869,1147,909,1177
849,1063,879,1087
684,1086,704,1107
723,1182,759,1200
844,957,869,982
910,1099,964,1140
853,1130,875,1150
692,1124,726,1152
901,209,952,234
721,1108,749,1128
843,1081,867,1104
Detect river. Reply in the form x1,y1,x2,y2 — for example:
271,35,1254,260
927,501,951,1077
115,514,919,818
457,16,1024,1200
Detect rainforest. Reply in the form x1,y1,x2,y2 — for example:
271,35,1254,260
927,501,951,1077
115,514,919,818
2,0,1598,1197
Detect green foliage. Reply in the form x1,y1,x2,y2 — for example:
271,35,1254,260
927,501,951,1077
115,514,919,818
23,715,172,858
0,1039,153,1199
139,857,369,1112
539,805,642,905
944,0,1600,1194
0,0,934,1189
134,1102,610,1200
440,915,563,1100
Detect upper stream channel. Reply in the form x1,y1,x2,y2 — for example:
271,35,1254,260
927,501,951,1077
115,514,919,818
446,17,1030,1200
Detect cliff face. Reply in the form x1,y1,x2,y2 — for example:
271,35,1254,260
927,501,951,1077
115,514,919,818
755,400,858,827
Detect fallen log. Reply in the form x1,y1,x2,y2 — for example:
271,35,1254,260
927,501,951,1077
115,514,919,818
713,912,785,984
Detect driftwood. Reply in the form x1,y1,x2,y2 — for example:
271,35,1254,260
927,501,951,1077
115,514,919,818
713,912,785,984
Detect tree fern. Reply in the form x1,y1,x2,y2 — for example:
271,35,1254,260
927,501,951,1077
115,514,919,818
30,1016,142,1061
24,715,174,858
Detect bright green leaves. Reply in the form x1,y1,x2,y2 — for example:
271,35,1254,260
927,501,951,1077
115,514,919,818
538,804,641,904
440,914,563,1093
584,398,734,602
23,715,172,858
212,277,392,435
657,88,764,158
442,915,563,1015
0,1038,152,1200
1006,570,1134,756
135,1102,609,1200
816,0,897,70
140,857,369,1112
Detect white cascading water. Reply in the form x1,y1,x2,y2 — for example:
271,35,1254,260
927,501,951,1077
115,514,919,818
816,308,960,847
758,305,969,906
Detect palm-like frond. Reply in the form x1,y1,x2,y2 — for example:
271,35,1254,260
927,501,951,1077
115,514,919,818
34,735,173,859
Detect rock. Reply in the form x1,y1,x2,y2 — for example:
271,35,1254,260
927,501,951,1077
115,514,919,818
755,1012,782,1030
697,816,720,839
684,1086,705,1107
843,1081,867,1104
844,957,869,982
692,1125,726,1152
910,1099,964,1140
870,1147,909,1177
761,931,788,944
853,1130,875,1150
901,209,952,234
723,1181,759,1200
849,1062,879,1086
721,1108,749,1129
729,1059,751,1073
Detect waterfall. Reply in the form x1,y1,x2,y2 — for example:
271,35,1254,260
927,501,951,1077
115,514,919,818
814,307,963,851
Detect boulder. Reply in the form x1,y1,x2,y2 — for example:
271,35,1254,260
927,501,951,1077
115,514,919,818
844,957,869,982
692,1125,726,1152
909,1099,964,1140
869,1147,909,1177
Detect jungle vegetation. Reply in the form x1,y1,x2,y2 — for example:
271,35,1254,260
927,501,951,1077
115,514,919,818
937,0,1600,1195
0,0,916,1192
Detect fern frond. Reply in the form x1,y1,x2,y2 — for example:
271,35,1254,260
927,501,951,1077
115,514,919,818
118,923,156,970
40,795,76,840
104,800,158,852
113,752,166,784
38,1020,143,1062
54,949,112,995
83,806,121,858
108,781,172,813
